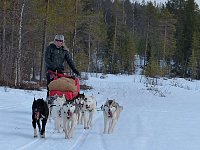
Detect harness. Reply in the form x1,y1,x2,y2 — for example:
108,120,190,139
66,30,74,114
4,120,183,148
34,111,46,120
84,105,95,112
51,104,62,119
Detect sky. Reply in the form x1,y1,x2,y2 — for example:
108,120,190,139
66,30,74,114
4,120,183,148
1,73,200,150
136,0,200,6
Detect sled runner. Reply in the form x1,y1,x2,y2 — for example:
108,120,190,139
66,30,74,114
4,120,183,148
48,71,80,101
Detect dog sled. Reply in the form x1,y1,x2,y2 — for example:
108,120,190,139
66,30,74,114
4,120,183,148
48,70,80,101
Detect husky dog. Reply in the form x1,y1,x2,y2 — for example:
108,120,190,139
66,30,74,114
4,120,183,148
47,95,57,121
103,99,123,134
74,93,85,124
61,101,77,139
51,95,66,132
32,98,49,138
82,95,96,129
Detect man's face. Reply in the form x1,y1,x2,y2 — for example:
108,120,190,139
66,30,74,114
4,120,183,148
55,39,63,48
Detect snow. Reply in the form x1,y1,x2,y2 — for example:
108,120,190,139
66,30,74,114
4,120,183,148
1,74,200,150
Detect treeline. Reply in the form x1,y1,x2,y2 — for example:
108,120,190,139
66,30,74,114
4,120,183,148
0,0,200,87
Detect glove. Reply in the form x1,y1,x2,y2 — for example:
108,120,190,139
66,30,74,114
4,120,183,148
73,69,80,76
70,75,76,80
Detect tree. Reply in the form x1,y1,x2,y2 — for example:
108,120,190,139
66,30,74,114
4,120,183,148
15,1,25,86
145,55,161,77
1,0,8,83
188,31,200,79
159,8,176,74
166,0,198,77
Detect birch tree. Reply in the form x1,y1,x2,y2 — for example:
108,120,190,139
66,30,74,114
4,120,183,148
15,2,25,86
39,0,49,83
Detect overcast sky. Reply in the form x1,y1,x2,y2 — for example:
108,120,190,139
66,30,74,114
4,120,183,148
135,0,200,6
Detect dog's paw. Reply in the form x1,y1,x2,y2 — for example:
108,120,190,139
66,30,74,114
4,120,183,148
40,130,45,138
108,130,113,134
34,134,38,138
103,130,108,134
66,134,70,139
40,134,45,138
34,129,38,137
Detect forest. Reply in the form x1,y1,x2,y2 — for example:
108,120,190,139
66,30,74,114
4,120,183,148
0,0,200,88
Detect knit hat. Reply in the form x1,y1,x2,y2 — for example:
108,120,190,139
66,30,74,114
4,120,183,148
54,34,64,42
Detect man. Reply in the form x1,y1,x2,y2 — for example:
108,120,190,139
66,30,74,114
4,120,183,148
45,34,80,98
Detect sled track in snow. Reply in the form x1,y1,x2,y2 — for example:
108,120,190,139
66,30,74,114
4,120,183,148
15,128,56,150
15,107,103,150
16,138,41,150
0,105,19,110
0,103,28,110
0,101,30,110
68,129,90,150
68,109,103,150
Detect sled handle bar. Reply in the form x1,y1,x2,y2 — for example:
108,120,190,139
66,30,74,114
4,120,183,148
48,70,73,78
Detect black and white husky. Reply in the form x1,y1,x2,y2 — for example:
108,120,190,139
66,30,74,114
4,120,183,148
51,95,66,133
102,99,123,134
74,93,85,124
32,98,49,138
82,95,96,129
61,101,77,139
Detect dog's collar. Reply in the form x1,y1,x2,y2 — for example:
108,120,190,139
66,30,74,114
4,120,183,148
85,108,94,112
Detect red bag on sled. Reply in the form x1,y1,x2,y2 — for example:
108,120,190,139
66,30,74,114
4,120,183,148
48,72,80,101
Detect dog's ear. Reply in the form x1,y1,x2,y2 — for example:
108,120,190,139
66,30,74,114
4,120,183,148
101,105,104,110
105,99,108,104
113,101,118,107
72,101,75,105
111,99,115,104
33,98,36,106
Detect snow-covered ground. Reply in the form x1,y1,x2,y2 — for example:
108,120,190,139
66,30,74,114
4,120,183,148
1,74,200,150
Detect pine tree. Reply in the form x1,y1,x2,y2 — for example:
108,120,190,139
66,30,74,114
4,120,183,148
159,8,176,75
188,31,200,79
188,48,198,79
145,55,160,77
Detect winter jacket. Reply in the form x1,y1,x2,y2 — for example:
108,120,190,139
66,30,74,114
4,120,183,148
45,43,79,75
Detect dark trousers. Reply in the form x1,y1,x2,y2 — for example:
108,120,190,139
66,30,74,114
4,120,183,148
46,72,53,98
